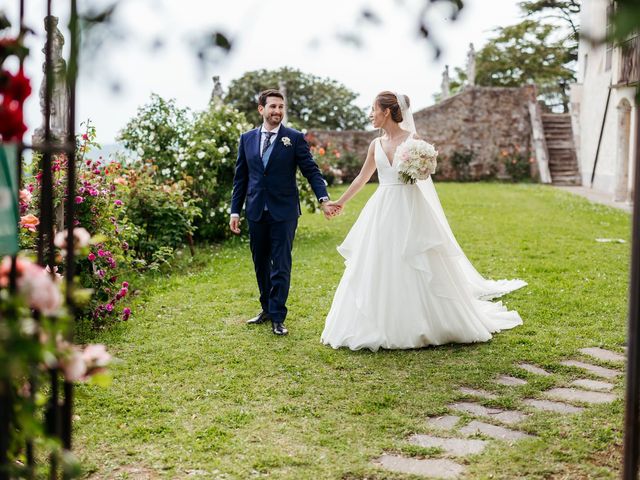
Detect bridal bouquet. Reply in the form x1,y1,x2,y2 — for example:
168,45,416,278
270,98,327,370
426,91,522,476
395,139,438,184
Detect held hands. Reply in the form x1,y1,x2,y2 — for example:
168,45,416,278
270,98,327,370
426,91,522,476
321,201,343,220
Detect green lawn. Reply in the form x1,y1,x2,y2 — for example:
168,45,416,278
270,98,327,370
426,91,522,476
75,183,631,479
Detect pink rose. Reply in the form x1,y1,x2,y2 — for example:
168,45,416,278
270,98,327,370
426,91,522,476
20,214,40,232
19,189,32,204
60,347,87,382
75,196,84,204
82,344,111,368
21,269,63,315
54,227,91,251
88,253,96,262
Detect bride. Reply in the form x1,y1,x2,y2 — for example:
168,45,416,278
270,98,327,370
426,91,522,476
321,91,526,351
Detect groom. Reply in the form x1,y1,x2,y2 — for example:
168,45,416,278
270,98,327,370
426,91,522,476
229,89,340,335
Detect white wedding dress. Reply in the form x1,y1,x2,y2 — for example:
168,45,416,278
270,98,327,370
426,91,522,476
321,136,526,352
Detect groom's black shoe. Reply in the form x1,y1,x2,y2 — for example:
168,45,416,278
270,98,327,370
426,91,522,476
247,311,270,325
271,322,288,336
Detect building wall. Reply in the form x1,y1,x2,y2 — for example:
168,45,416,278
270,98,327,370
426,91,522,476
572,0,637,200
309,85,538,181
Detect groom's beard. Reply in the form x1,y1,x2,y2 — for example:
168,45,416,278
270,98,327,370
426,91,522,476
266,114,282,128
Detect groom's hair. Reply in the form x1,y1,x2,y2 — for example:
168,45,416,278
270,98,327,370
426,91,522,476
258,89,285,107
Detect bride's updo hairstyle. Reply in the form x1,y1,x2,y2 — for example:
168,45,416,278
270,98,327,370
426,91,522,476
375,91,410,123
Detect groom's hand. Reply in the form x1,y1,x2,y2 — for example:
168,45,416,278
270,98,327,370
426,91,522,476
229,216,241,235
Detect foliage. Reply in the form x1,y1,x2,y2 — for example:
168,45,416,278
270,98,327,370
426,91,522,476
477,20,575,111
117,94,191,182
122,165,201,264
118,95,256,241
0,253,112,479
449,150,474,181
499,144,534,181
225,67,368,130
183,102,251,240
305,134,345,187
442,0,579,112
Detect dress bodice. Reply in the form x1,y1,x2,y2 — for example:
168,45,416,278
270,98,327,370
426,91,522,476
374,137,407,186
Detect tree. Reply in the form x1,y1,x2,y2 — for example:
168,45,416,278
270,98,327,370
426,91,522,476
441,19,575,111
519,1,580,40
475,20,576,111
224,67,368,130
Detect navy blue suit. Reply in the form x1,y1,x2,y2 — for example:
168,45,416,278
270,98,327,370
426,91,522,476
231,125,328,323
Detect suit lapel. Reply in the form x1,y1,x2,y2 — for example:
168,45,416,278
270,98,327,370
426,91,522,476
249,128,263,171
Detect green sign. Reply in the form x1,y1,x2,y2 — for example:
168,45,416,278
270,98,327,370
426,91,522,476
0,143,19,256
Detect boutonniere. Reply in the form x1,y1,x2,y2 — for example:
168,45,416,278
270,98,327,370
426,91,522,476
281,137,292,147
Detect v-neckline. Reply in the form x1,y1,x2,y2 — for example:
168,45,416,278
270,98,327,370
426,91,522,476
379,133,412,167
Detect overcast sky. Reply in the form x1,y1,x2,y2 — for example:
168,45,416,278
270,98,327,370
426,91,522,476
11,0,526,144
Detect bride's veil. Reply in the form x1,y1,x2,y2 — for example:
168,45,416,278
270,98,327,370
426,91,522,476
394,93,526,299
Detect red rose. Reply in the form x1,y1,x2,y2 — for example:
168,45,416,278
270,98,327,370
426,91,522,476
0,98,27,141
1,68,32,103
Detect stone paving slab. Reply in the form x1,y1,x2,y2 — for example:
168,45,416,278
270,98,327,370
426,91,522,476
579,347,625,363
427,415,461,431
560,360,622,379
545,387,617,404
518,363,552,376
374,454,465,478
570,378,614,392
449,401,528,425
522,398,584,414
459,420,534,442
496,375,528,386
408,434,487,456
458,386,498,399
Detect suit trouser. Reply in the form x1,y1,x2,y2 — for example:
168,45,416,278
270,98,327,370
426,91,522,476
248,210,298,323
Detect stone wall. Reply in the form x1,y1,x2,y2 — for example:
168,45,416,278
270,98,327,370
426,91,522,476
309,85,539,181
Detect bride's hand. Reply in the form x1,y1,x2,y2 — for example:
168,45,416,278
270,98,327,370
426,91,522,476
323,201,343,218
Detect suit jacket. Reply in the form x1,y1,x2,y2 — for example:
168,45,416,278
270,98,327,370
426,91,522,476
231,125,329,222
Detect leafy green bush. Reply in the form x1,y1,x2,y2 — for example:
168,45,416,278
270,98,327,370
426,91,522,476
450,150,474,181
117,93,191,182
184,103,251,239
123,165,201,263
500,144,533,182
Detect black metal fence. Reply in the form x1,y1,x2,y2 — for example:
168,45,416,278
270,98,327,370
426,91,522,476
1,1,78,478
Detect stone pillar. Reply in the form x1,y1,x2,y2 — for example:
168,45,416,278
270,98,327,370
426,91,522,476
614,99,632,202
466,43,476,87
440,65,450,100
210,75,223,105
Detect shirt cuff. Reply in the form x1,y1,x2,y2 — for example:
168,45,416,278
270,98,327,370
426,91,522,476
319,196,330,203
230,213,240,219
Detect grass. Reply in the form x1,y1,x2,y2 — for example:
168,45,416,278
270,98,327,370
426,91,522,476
74,182,631,479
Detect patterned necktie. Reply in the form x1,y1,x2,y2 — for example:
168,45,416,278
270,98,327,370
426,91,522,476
261,131,275,158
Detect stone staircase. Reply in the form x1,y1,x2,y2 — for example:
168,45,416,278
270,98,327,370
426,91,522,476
541,113,581,185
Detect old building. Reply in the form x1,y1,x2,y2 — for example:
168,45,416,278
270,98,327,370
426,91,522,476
570,0,638,203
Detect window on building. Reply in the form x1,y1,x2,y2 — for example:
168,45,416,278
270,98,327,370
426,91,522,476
605,1,614,71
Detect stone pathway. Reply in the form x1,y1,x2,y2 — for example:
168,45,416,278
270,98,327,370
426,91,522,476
374,346,625,478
